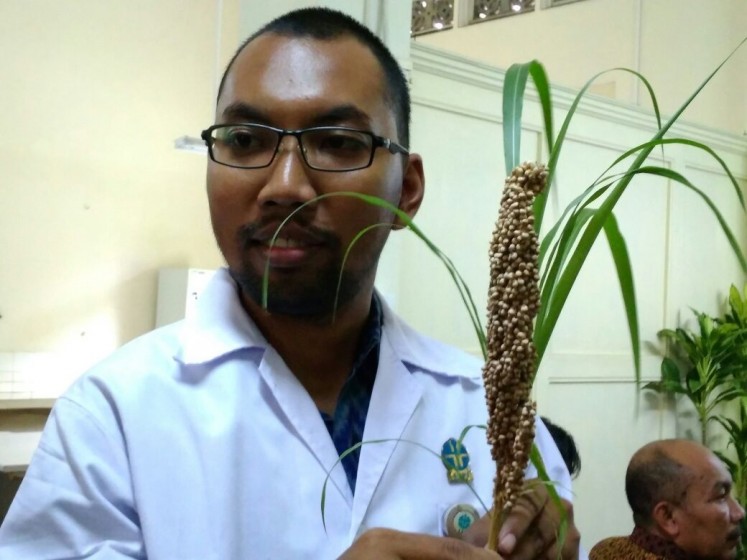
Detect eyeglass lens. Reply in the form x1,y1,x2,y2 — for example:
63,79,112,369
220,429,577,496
210,125,375,171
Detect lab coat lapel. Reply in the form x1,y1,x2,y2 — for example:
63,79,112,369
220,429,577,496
258,347,354,511
349,333,423,537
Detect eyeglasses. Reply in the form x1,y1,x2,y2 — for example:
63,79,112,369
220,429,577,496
200,123,409,172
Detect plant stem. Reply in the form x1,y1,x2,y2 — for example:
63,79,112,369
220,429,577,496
699,407,708,445
487,507,508,552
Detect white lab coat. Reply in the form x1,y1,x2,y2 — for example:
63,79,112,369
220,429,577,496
0,268,573,559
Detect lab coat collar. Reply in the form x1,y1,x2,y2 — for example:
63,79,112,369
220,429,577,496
176,268,268,365
376,295,484,384
176,269,484,386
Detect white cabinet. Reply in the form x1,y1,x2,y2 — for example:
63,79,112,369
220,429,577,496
155,268,217,328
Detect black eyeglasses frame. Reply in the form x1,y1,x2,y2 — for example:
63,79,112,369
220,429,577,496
200,123,409,172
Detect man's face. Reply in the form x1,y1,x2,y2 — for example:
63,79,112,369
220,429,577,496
207,33,423,319
672,449,744,560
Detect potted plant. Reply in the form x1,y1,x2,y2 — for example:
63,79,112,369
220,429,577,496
645,284,747,556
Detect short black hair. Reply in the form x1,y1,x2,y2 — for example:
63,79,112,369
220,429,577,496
216,7,411,148
625,448,691,527
541,417,581,478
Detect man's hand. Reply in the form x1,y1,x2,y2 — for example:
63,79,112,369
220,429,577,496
339,528,501,559
462,479,580,560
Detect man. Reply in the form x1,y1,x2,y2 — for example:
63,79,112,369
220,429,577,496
0,8,580,559
590,439,744,560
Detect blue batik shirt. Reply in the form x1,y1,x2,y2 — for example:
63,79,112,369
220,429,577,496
320,295,382,494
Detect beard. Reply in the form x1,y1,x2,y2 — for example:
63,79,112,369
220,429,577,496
228,220,382,322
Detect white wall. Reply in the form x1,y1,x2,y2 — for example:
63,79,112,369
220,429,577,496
415,0,747,137
237,0,413,77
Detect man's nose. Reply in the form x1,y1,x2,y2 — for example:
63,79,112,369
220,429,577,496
257,135,317,207
730,496,746,521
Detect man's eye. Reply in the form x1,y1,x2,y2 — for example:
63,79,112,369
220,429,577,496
318,133,368,151
226,130,260,149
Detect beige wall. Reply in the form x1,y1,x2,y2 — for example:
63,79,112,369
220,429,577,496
2,0,744,381
0,1,240,361
415,0,747,136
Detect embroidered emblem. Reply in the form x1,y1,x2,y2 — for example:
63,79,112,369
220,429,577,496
444,503,480,538
440,437,473,483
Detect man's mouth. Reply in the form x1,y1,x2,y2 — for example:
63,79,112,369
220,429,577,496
265,236,305,249
726,528,742,544
237,218,339,269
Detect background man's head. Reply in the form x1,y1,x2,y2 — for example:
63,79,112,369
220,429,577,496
541,416,581,479
625,439,744,560
218,7,411,148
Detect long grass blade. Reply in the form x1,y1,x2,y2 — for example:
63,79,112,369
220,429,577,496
528,444,568,548
533,39,747,364
525,61,555,228
320,437,490,530
538,183,610,273
597,138,745,209
536,68,663,233
602,213,640,381
503,63,530,172
537,208,596,335
634,166,747,271
335,223,393,321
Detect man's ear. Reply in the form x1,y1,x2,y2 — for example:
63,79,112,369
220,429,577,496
652,501,680,538
394,153,425,229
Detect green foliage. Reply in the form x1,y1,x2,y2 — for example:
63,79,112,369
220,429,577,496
647,284,747,556
646,310,747,443
714,399,747,509
504,37,747,383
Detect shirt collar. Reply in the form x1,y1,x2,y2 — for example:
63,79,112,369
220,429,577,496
630,525,695,560
349,293,383,375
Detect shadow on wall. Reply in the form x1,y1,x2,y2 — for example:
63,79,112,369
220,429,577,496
0,475,22,526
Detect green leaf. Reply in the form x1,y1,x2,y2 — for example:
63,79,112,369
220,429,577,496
538,177,620,299
729,283,747,322
540,68,663,233
634,166,747,271
529,444,568,552
596,138,745,211
456,424,487,449
643,381,661,391
686,374,704,395
661,357,682,385
537,208,596,333
602,213,640,382
501,59,556,165
533,38,747,365
503,63,531,172
335,222,393,321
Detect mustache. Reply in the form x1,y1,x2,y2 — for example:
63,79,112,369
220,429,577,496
236,216,339,249
727,527,742,541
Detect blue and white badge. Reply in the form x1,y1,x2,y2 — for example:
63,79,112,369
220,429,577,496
440,437,473,484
